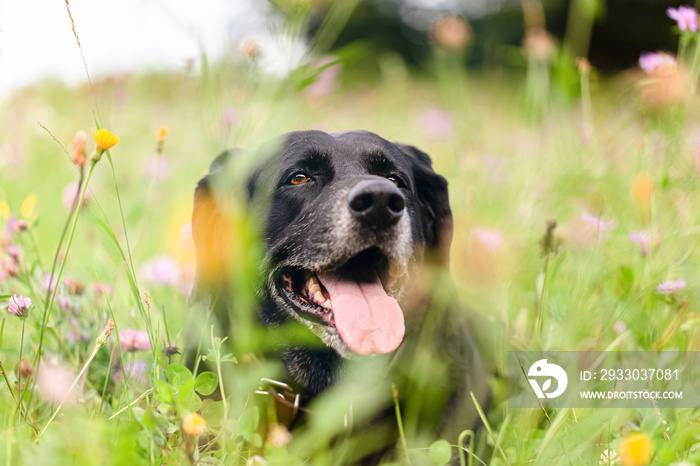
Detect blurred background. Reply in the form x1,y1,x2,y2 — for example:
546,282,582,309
0,0,690,96
2,0,700,464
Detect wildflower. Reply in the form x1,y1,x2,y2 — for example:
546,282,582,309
523,27,556,61
582,212,617,242
96,319,115,345
155,125,169,143
64,277,84,295
182,413,207,437
629,231,653,257
7,295,31,319
540,219,560,256
238,36,261,59
619,433,653,466
633,173,654,203
667,6,698,32
91,127,120,161
7,244,20,263
42,273,56,294
141,255,181,287
73,130,87,165
17,358,33,380
222,107,236,127
470,227,504,253
94,281,113,296
432,15,472,50
73,130,87,153
0,202,9,218
638,52,676,74
21,194,37,218
421,107,454,139
657,279,686,295
267,423,292,448
145,155,169,179
36,359,77,404
613,321,627,334
62,182,92,210
246,456,267,466
600,448,621,465
163,343,180,357
15,219,28,231
305,57,341,99
119,328,151,352
577,57,592,74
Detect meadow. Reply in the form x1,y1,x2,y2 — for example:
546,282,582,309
1,3,700,465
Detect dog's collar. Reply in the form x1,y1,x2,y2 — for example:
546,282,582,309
256,377,353,431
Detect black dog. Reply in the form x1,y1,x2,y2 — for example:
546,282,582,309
191,130,491,461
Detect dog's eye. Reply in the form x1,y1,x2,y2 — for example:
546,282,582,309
289,173,311,185
387,176,400,187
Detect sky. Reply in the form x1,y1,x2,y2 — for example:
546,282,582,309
0,0,271,98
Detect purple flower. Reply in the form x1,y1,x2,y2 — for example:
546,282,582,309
639,52,676,74
470,227,504,253
141,256,180,287
305,56,341,98
221,107,236,127
113,360,149,384
6,245,20,263
421,107,454,139
145,155,170,179
613,321,627,334
667,6,698,32
119,328,151,352
36,359,78,404
8,294,31,319
656,278,686,294
629,231,653,257
41,273,56,294
62,182,91,211
581,213,617,242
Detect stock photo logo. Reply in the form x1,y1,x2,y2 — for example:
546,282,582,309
527,359,568,399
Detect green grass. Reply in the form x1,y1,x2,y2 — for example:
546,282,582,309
1,6,700,465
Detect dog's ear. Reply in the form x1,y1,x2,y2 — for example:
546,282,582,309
191,150,239,299
394,143,453,267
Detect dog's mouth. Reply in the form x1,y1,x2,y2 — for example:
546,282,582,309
278,248,406,356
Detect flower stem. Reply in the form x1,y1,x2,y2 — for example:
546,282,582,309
17,320,25,424
33,162,93,372
29,161,95,414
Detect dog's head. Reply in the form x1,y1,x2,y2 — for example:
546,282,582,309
192,130,452,358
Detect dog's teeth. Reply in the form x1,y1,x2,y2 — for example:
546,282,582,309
307,276,321,295
323,299,332,310
313,291,324,304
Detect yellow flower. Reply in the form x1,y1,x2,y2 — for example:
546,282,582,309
182,413,206,437
21,193,37,218
92,127,120,152
0,201,10,218
619,433,653,466
155,125,169,143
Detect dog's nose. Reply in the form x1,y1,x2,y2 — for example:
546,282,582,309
348,179,406,227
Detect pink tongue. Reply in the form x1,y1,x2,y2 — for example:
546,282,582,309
318,263,405,356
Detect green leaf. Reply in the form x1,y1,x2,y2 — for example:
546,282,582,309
166,364,193,387
240,406,260,433
177,380,202,413
429,439,452,465
201,400,225,426
195,372,218,396
154,380,174,405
